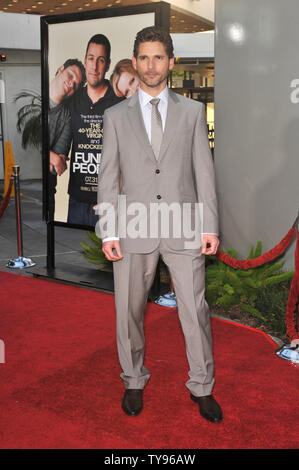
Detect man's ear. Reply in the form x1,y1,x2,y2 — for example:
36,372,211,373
55,65,64,76
132,56,137,71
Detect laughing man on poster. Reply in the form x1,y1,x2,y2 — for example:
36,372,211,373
66,34,122,226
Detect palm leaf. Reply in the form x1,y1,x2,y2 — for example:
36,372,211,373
21,115,42,149
14,90,42,150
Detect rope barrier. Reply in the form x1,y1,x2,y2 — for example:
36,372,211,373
285,232,299,343
0,176,13,220
215,216,299,343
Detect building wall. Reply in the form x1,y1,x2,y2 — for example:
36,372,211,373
0,12,40,50
214,0,298,269
0,48,41,180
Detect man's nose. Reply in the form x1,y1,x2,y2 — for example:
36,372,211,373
90,60,97,71
148,58,155,70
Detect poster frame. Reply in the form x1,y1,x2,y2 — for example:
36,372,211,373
40,1,170,270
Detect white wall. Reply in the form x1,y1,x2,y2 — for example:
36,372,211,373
172,31,214,58
169,0,214,23
0,49,41,180
0,12,40,50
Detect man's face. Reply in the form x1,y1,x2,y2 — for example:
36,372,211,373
56,64,83,100
132,41,174,90
84,42,110,88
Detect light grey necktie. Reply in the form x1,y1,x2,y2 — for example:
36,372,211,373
150,98,163,159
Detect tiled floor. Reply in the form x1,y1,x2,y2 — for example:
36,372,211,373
0,179,100,276
0,179,162,297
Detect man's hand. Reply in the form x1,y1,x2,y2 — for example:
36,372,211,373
102,240,123,261
49,151,69,176
201,234,219,255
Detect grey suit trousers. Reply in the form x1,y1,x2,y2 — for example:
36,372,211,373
113,240,215,397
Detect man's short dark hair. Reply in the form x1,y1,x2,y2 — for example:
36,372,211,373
133,26,174,59
85,34,111,63
62,58,86,84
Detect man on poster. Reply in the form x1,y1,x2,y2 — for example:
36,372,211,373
48,58,85,220
97,27,222,423
67,34,122,226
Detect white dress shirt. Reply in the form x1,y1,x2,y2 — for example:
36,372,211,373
138,85,168,141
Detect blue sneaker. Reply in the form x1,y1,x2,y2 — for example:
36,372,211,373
154,294,177,308
163,291,176,300
275,344,299,364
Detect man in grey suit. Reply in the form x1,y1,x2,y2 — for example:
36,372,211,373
97,27,222,423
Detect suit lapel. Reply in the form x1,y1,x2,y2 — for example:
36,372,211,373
127,92,157,164
157,89,180,163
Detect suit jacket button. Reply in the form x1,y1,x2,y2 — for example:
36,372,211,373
157,195,161,200
155,169,160,174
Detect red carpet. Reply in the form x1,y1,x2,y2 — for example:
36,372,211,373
0,271,298,449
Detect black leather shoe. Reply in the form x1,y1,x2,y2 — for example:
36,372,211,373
122,389,143,416
190,394,223,423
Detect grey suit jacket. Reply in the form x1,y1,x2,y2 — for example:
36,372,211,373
97,89,218,253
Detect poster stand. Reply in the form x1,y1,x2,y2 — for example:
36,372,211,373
30,2,171,298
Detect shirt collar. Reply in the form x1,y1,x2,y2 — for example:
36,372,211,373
138,85,169,108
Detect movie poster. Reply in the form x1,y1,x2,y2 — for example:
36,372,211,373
46,11,155,227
